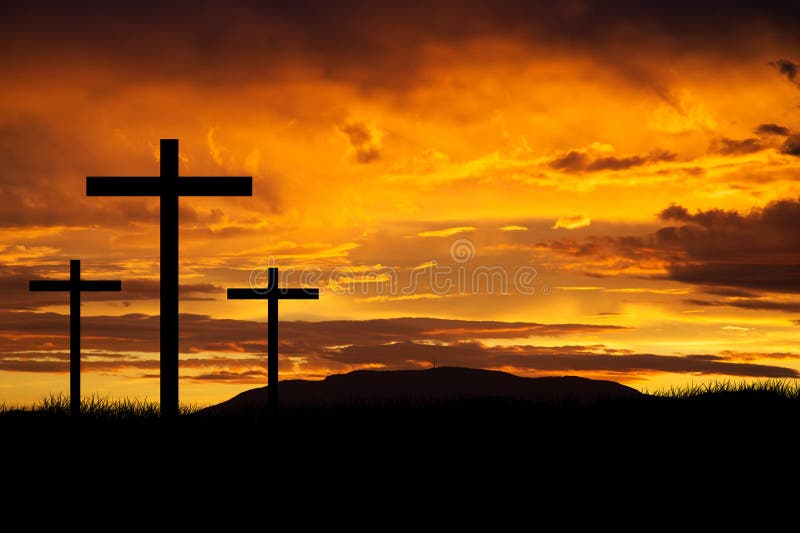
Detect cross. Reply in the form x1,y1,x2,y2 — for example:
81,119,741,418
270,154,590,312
87,139,252,417
29,260,122,416
227,266,319,412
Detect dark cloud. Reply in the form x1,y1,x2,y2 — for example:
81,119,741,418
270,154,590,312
331,341,798,378
657,199,800,291
718,350,800,361
1,311,793,379
543,197,800,293
589,153,671,172
684,298,800,313
0,354,274,375
669,264,800,293
0,312,628,358
549,151,589,171
657,198,800,254
701,287,759,298
0,265,223,311
549,149,675,173
781,135,800,157
754,123,791,136
712,137,765,155
186,370,268,383
339,121,381,164
657,204,691,222
770,58,800,87
1,1,798,91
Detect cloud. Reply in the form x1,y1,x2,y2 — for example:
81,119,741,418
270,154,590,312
0,264,223,311
0,117,265,230
330,341,797,378
557,286,687,295
0,312,629,357
712,137,765,155
1,311,795,380
417,226,476,237
499,225,528,232
669,264,800,293
0,119,159,229
701,287,759,298
553,214,591,230
206,127,229,166
714,123,799,157
754,123,791,136
781,135,800,157
549,149,675,173
685,298,800,313
770,58,800,87
717,350,800,361
655,199,800,291
339,121,382,164
0,353,275,377
549,151,589,171
540,197,800,292
187,370,268,383
4,1,798,94
647,86,722,132
358,293,447,303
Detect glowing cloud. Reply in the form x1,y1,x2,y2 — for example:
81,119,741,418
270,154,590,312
417,226,476,238
499,225,528,232
552,215,591,230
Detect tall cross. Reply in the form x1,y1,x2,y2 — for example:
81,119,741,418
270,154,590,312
227,267,319,411
29,260,122,416
87,139,252,417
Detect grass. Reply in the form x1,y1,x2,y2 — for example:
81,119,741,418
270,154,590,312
1,379,799,419
0,393,199,419
649,378,800,400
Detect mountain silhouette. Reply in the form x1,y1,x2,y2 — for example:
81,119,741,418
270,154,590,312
202,366,641,413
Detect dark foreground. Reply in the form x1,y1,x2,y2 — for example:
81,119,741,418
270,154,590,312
1,391,797,518
2,391,796,466
3,368,799,513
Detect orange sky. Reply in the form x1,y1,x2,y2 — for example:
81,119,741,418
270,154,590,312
2,1,800,405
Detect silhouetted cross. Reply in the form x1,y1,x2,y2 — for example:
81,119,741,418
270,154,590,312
227,267,319,411
86,139,252,417
29,260,121,416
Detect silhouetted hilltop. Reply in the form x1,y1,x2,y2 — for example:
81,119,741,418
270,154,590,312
202,366,640,413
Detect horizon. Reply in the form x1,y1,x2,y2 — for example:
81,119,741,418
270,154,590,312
2,1,800,405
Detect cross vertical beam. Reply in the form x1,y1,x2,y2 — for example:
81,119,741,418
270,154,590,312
161,139,179,418
69,259,80,416
29,260,122,416
267,271,279,409
227,266,320,412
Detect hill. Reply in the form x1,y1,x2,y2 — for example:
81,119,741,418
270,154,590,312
202,366,640,414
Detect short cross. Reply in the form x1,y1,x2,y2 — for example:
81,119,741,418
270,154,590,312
29,260,121,416
227,267,319,411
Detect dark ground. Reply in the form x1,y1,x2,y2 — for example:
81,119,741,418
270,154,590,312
1,394,796,521
3,367,798,513
2,392,796,470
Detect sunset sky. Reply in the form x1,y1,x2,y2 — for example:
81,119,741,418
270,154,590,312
2,1,800,405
